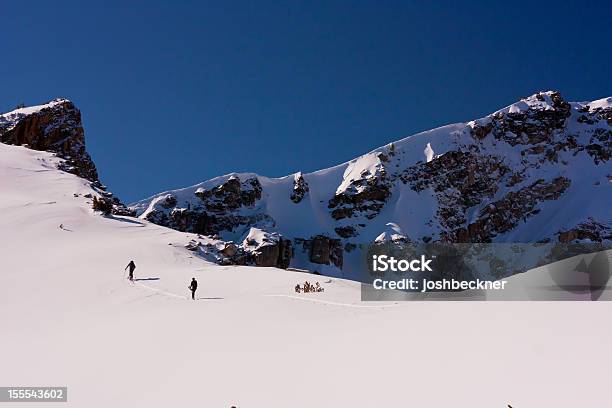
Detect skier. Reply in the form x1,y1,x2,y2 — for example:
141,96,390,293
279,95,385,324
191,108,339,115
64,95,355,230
125,260,136,282
189,278,198,300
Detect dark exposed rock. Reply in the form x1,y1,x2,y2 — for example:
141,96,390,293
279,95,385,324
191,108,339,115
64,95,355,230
401,150,512,233
240,229,293,269
92,196,113,215
469,91,571,146
0,99,133,216
295,235,343,269
91,194,136,217
277,238,293,269
583,101,612,126
329,167,391,221
144,204,271,236
144,175,268,235
195,175,262,212
0,99,99,182
451,177,571,242
221,242,239,257
558,219,611,243
335,226,358,238
290,172,309,203
249,238,292,269
160,194,177,209
585,128,611,164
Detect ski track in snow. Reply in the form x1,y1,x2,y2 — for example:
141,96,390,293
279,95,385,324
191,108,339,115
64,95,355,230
265,294,403,309
133,282,190,301
135,279,398,309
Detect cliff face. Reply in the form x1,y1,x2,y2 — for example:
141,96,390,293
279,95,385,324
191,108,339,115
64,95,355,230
0,99,132,216
0,99,98,182
131,91,611,275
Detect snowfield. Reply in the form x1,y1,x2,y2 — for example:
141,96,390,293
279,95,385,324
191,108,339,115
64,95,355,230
1,142,612,407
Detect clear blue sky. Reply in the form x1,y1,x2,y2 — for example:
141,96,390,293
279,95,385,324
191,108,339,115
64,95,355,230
2,1,611,202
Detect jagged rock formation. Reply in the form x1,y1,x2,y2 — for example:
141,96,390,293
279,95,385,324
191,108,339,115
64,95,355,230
129,91,610,276
470,91,571,146
195,175,262,211
0,99,98,182
0,99,133,216
558,218,612,243
142,175,270,236
328,156,391,221
452,177,571,242
401,150,512,237
294,236,343,269
240,228,292,268
181,228,292,269
290,172,309,203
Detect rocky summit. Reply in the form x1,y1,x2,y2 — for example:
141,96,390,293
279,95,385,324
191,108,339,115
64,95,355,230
0,99,133,216
2,92,610,277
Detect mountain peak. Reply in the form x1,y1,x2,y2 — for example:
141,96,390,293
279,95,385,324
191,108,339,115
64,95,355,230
0,97,97,182
0,98,134,216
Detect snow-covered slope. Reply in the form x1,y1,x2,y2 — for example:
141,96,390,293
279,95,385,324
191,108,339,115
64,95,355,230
3,133,612,408
131,91,611,276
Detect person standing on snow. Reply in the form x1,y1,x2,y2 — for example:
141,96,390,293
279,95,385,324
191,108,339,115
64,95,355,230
189,278,198,300
125,260,136,281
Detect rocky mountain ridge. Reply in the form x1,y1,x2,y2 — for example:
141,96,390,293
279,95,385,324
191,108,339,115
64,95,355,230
2,92,610,278
130,91,611,276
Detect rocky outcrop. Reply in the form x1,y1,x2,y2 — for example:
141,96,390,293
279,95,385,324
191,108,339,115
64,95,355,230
241,228,293,268
335,226,358,238
558,219,612,243
195,175,262,211
0,99,133,216
583,128,611,164
142,175,268,235
401,150,512,234
577,98,612,126
290,172,309,203
295,235,343,269
328,166,391,221
0,99,98,182
469,91,571,146
469,91,610,167
181,228,292,269
452,177,571,242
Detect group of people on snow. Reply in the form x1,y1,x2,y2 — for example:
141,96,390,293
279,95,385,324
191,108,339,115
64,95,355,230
295,281,324,293
125,260,198,300
125,261,325,300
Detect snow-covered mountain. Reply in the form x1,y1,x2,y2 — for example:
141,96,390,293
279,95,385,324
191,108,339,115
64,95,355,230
2,92,610,278
130,91,612,275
